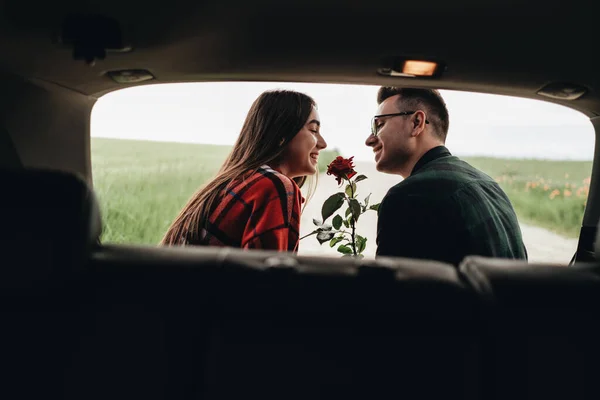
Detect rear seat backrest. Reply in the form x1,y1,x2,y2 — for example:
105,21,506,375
72,247,483,400
0,168,101,400
460,256,600,400
0,168,101,292
596,218,600,260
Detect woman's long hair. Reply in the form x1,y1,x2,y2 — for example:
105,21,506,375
160,89,316,245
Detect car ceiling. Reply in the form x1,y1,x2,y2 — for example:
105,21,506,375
0,0,598,115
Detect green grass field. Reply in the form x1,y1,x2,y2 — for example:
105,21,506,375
92,138,592,243
464,157,591,237
92,137,340,244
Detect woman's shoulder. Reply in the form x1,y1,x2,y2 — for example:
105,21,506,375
252,165,300,193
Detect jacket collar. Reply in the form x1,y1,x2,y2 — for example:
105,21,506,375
411,145,452,175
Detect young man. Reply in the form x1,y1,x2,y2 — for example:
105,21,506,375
365,87,527,265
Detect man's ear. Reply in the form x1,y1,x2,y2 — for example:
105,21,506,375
412,110,427,135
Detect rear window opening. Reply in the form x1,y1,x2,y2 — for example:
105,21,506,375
91,82,594,263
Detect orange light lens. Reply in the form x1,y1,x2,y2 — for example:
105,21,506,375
402,60,438,76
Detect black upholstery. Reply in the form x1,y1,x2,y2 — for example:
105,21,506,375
0,168,101,399
66,246,482,400
594,219,600,261
0,125,22,169
460,256,600,400
0,168,101,291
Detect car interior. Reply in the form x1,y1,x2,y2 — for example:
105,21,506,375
1,0,600,399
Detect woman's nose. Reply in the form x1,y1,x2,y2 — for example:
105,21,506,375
317,133,327,149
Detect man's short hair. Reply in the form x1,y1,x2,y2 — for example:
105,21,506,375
377,87,450,141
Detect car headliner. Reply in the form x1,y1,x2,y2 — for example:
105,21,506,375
0,0,597,115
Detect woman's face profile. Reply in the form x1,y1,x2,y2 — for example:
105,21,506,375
279,107,327,178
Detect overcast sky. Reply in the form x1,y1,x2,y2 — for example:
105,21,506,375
91,82,595,161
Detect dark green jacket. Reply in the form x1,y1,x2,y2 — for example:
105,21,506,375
376,146,528,265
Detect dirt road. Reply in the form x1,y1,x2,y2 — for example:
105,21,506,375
299,161,577,264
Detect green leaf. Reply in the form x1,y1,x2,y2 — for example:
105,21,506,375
349,198,362,222
342,219,349,228
330,236,344,247
317,231,335,244
312,218,322,227
354,174,367,183
332,214,343,230
364,193,371,208
337,244,353,254
345,207,352,218
356,235,367,254
321,192,345,222
369,203,380,213
345,182,357,198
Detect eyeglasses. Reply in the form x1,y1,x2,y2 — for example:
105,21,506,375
371,111,429,136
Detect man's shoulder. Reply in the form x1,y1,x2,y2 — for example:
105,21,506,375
420,155,492,179
385,156,498,203
409,156,493,187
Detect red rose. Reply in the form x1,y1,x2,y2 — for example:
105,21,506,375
326,156,357,184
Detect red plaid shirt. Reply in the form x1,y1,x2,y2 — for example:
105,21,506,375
200,166,303,252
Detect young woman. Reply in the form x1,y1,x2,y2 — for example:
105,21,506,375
160,89,327,251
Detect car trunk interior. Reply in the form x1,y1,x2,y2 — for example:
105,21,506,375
1,1,600,398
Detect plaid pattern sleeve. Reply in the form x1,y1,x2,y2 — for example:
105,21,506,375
202,166,302,252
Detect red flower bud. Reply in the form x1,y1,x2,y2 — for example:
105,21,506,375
326,156,357,184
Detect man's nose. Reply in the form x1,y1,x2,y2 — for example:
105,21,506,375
365,133,377,147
